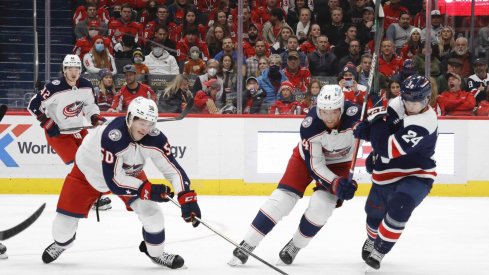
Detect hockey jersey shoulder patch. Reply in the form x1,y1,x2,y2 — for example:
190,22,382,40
302,116,313,128
108,129,122,141
346,105,359,116
51,80,61,85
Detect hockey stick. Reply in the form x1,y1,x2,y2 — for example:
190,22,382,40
167,197,289,275
348,0,385,181
0,203,46,241
60,96,194,132
0,105,7,123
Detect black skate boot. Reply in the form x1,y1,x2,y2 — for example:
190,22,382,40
365,248,385,270
362,238,374,261
228,240,256,266
139,241,184,269
0,243,7,259
91,196,112,211
278,239,301,265
42,242,70,263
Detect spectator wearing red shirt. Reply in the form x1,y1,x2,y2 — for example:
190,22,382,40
299,23,322,55
194,79,222,114
170,9,207,43
73,20,112,60
176,27,210,63
108,65,156,112
73,2,110,26
339,64,369,109
400,28,422,61
168,0,196,26
437,72,476,116
269,81,300,115
379,40,403,78
412,0,427,29
252,0,282,25
282,50,311,92
74,3,109,39
108,4,143,45
143,5,177,42
382,0,409,30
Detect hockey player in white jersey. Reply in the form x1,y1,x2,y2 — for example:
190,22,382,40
353,75,438,270
229,85,359,266
41,97,201,269
28,54,112,210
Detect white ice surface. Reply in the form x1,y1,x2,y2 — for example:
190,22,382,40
0,195,488,275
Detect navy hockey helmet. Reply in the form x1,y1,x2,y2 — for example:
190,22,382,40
400,75,432,103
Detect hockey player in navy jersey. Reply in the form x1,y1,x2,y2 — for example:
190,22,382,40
41,97,201,269
229,85,360,266
28,54,113,210
353,75,438,270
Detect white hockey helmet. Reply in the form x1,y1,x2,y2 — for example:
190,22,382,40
126,97,158,128
62,54,82,71
316,84,344,118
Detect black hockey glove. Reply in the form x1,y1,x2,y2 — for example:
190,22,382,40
91,114,107,126
353,120,370,141
137,181,174,202
178,190,201,227
331,177,358,201
365,152,375,174
38,113,60,137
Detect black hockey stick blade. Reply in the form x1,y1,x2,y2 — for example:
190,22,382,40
0,104,7,122
167,197,288,274
157,96,194,122
0,203,46,241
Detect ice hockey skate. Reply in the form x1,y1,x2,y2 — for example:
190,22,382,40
0,243,7,259
277,239,301,265
362,238,374,261
138,241,185,269
227,240,256,266
365,248,385,270
42,242,72,263
91,196,112,211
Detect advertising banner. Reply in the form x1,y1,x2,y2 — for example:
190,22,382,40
438,0,489,16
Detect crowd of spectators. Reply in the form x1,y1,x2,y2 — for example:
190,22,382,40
69,0,489,116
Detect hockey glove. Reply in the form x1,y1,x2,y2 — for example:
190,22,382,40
137,181,174,202
353,120,370,141
38,113,60,137
331,177,358,201
91,114,107,126
365,152,375,174
178,190,201,227
366,106,387,124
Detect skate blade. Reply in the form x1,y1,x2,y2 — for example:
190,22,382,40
227,256,243,267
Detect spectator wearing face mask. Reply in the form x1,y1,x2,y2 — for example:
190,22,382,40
132,48,149,75
183,46,207,76
144,44,179,75
191,59,223,96
258,54,288,111
73,20,112,61
83,35,117,74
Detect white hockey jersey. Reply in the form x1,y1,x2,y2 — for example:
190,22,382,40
298,102,361,186
76,116,191,197
27,76,100,134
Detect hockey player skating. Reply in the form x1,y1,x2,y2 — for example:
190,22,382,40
41,97,201,269
353,75,438,270
27,54,112,210
229,85,360,266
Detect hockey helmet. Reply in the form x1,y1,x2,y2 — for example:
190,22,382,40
62,54,82,71
126,97,158,128
316,84,344,118
400,75,431,103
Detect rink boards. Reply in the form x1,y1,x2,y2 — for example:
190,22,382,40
0,114,488,196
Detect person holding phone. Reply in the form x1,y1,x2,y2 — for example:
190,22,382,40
339,63,369,110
